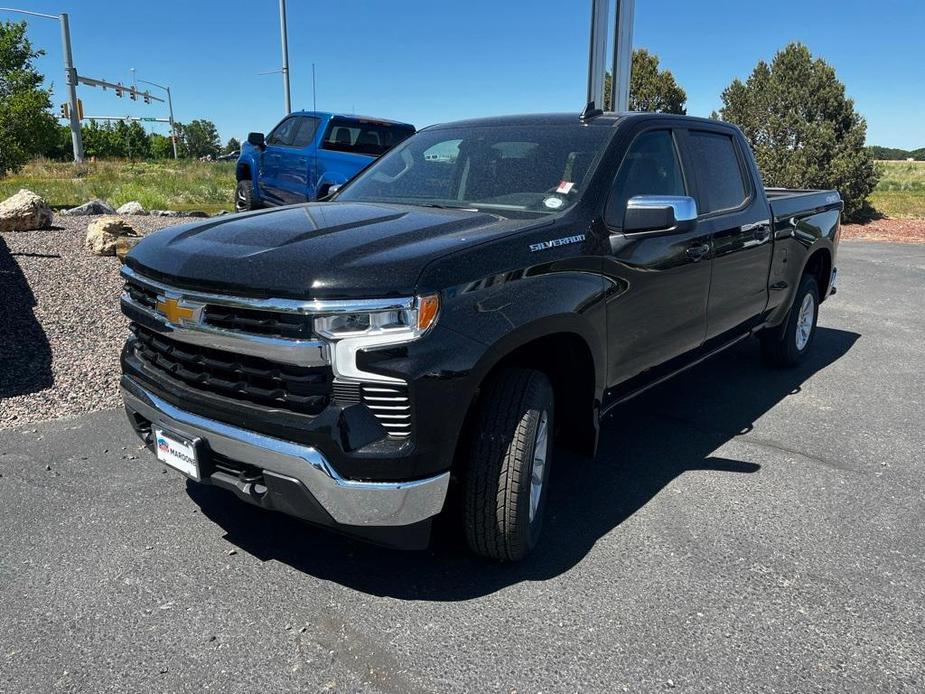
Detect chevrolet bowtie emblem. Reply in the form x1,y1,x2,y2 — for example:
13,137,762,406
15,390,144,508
155,296,200,324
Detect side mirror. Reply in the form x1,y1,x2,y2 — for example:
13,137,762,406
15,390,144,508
247,131,266,149
317,183,342,200
624,195,698,234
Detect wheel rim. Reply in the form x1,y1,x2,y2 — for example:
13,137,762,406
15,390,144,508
235,185,247,211
795,292,815,351
529,410,549,523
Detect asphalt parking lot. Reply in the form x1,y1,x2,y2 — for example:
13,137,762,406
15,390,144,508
1,241,923,693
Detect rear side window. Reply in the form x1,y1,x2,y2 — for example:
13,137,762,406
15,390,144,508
266,117,300,146
290,117,320,148
606,129,685,228
321,118,415,156
688,130,748,214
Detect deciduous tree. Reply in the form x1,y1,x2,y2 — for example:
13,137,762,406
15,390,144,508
0,21,58,174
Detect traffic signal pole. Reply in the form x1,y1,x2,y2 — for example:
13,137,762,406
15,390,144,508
59,13,84,162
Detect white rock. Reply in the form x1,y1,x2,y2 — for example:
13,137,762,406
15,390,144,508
85,216,137,256
0,189,53,232
115,201,147,215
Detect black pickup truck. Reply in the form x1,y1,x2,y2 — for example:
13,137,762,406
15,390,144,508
119,112,840,561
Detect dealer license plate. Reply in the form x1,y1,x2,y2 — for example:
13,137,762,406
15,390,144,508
154,429,200,481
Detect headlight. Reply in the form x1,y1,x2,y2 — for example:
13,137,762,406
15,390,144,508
314,294,440,341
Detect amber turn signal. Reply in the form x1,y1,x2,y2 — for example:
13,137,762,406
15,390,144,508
417,294,440,332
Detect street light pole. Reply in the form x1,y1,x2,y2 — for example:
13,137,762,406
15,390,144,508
0,7,84,162
279,0,291,115
138,78,178,159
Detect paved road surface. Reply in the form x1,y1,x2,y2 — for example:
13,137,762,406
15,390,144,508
1,242,923,693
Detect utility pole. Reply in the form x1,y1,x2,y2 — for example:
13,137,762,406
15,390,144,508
586,0,635,112
138,78,178,159
0,7,84,162
279,0,291,115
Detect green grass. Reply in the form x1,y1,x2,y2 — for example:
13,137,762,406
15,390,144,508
0,158,236,214
870,160,925,218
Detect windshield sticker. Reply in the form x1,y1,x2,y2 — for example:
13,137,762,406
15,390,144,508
529,233,586,252
556,181,575,194
543,197,565,210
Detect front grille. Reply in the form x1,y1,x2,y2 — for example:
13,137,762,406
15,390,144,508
124,278,313,340
203,304,313,339
125,281,157,310
131,324,331,415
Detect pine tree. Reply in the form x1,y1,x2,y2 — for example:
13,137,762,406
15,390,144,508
715,43,878,221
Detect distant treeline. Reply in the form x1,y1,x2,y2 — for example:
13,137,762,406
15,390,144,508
868,146,925,161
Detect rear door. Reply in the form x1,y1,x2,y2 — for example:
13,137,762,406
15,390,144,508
604,127,713,387
683,127,773,339
258,116,301,204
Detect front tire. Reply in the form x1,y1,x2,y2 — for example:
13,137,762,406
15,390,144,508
761,274,820,367
234,179,259,212
464,368,554,561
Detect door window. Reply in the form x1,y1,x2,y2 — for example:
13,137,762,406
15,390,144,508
605,130,685,229
290,117,320,148
266,117,300,146
687,130,748,214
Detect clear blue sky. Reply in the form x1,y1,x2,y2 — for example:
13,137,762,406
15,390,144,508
5,0,924,148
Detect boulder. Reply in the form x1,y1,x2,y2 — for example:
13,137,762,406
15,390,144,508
150,209,182,217
85,216,139,256
61,199,116,216
0,189,53,232
184,210,209,218
115,201,147,215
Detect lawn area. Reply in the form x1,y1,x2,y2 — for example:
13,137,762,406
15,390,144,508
870,160,925,218
0,159,236,214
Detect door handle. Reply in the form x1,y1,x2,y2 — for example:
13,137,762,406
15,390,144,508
753,226,771,242
686,243,711,261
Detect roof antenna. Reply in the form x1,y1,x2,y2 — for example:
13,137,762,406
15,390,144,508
580,100,603,121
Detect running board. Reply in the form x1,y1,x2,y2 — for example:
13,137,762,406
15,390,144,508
601,333,751,415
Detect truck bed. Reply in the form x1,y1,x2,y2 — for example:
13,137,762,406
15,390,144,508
765,187,842,222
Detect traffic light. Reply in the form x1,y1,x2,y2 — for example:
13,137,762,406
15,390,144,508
129,88,137,101
59,102,70,119
143,92,151,104
115,83,123,98
77,99,84,120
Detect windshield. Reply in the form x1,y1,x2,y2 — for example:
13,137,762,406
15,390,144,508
336,124,613,216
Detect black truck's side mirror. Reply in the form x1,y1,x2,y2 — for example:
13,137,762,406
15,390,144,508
623,195,698,234
247,132,266,149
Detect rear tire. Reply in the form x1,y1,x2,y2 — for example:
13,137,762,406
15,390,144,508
464,368,554,562
234,179,259,212
761,274,819,367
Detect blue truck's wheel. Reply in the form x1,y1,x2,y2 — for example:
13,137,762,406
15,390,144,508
234,180,259,212
464,368,554,561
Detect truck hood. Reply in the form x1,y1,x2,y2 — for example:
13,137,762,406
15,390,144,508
125,202,536,299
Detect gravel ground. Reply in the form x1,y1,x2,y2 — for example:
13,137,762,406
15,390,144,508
0,214,205,428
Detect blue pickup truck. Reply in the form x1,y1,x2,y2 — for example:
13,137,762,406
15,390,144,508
235,111,415,210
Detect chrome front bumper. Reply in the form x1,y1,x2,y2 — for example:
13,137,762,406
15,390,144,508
121,381,449,527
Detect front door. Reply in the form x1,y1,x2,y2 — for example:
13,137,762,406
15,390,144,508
259,116,301,205
603,128,713,388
